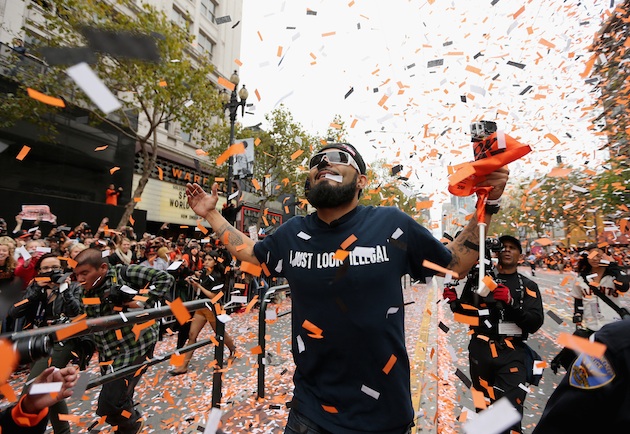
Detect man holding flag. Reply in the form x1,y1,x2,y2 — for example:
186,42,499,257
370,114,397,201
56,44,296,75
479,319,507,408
186,135,519,434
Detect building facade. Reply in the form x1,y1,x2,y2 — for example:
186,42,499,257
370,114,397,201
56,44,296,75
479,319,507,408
0,0,244,236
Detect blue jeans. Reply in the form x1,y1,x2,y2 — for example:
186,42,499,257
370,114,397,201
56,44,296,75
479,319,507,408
284,409,413,434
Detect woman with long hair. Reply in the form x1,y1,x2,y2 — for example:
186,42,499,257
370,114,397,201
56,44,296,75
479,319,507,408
169,250,237,375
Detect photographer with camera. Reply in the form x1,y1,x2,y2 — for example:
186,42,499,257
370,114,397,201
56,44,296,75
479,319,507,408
443,235,544,434
10,253,83,434
73,248,173,434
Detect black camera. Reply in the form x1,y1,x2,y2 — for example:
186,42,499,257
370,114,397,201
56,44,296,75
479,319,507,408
470,120,497,142
105,284,137,307
13,335,52,364
486,237,503,252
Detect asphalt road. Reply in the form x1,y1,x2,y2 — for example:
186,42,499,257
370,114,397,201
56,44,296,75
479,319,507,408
4,268,613,433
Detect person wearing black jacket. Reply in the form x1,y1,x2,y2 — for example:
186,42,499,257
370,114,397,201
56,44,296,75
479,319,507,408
533,319,630,433
443,235,544,434
10,253,83,434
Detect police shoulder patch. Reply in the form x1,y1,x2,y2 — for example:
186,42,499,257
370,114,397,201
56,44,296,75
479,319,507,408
569,353,615,389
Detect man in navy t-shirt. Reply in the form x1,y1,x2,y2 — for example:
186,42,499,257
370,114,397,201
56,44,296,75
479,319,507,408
186,142,509,434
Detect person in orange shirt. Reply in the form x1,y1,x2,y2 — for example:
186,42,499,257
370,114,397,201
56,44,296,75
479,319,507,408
105,184,123,206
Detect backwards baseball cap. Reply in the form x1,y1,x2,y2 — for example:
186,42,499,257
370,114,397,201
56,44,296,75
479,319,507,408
499,235,522,253
317,142,367,175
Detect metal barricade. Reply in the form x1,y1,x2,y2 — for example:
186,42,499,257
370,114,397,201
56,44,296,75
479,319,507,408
257,284,290,399
5,298,228,408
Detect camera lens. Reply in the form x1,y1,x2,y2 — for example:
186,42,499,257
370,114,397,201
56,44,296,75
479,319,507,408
13,335,53,364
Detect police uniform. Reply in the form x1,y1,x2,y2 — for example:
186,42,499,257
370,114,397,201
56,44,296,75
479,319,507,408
533,319,630,433
450,271,544,433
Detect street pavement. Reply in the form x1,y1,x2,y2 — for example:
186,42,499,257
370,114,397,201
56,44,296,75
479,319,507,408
5,267,613,433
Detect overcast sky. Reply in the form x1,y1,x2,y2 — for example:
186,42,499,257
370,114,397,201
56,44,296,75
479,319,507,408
237,0,615,216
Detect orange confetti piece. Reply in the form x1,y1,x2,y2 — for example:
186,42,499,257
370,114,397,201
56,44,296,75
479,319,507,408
121,409,132,419
210,291,224,304
250,345,263,355
383,354,397,374
157,166,163,180
322,405,338,413
483,275,498,291
471,387,487,409
218,76,236,92
422,260,459,279
196,220,209,235
16,145,31,161
27,88,66,107
110,166,120,174
166,298,192,325
557,332,606,358
56,320,88,341
131,319,156,341
0,383,16,403
158,80,167,87
244,295,259,313
290,149,304,160
240,261,262,277
0,339,18,385
216,142,245,166
340,234,357,250
333,250,349,261
252,178,261,190
302,319,323,337
94,145,108,151
82,297,101,305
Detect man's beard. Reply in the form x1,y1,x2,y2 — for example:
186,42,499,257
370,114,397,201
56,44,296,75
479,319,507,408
306,173,358,209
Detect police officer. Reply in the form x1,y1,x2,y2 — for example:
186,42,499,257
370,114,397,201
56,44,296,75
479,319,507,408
533,318,630,433
443,235,544,434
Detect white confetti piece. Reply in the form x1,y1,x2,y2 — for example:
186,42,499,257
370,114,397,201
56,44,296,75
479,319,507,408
361,384,380,400
30,382,62,395
297,231,311,240
463,397,521,434
323,173,342,183
391,228,404,239
296,335,305,353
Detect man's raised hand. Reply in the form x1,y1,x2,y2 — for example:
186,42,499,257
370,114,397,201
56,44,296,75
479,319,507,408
186,182,219,219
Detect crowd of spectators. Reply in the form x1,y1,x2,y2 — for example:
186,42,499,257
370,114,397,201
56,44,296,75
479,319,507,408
522,245,630,273
0,214,276,336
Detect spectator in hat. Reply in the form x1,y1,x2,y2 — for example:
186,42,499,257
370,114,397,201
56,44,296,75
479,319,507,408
139,246,169,271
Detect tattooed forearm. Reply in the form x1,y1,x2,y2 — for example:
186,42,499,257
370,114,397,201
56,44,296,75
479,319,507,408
446,216,486,276
214,222,259,264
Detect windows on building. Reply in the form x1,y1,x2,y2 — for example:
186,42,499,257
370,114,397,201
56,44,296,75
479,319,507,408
171,7,192,33
197,31,215,58
200,0,216,23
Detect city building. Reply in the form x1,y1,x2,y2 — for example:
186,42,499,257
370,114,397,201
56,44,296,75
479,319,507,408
0,0,244,237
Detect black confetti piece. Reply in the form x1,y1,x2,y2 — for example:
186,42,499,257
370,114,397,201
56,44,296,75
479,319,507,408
455,368,472,388
344,87,354,99
546,310,564,325
507,60,526,69
438,321,450,333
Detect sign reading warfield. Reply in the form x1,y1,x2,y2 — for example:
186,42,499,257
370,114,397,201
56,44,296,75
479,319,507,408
132,175,225,226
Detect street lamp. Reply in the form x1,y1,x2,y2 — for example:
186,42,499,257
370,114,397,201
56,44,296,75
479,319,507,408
220,70,248,198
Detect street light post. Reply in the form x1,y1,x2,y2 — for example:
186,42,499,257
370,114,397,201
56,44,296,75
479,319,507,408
220,70,248,199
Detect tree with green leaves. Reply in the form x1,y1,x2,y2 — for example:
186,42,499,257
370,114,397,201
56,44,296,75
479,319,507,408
0,0,224,229
204,105,314,231
360,159,422,223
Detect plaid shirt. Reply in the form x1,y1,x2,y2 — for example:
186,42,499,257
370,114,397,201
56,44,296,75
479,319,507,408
84,264,173,371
